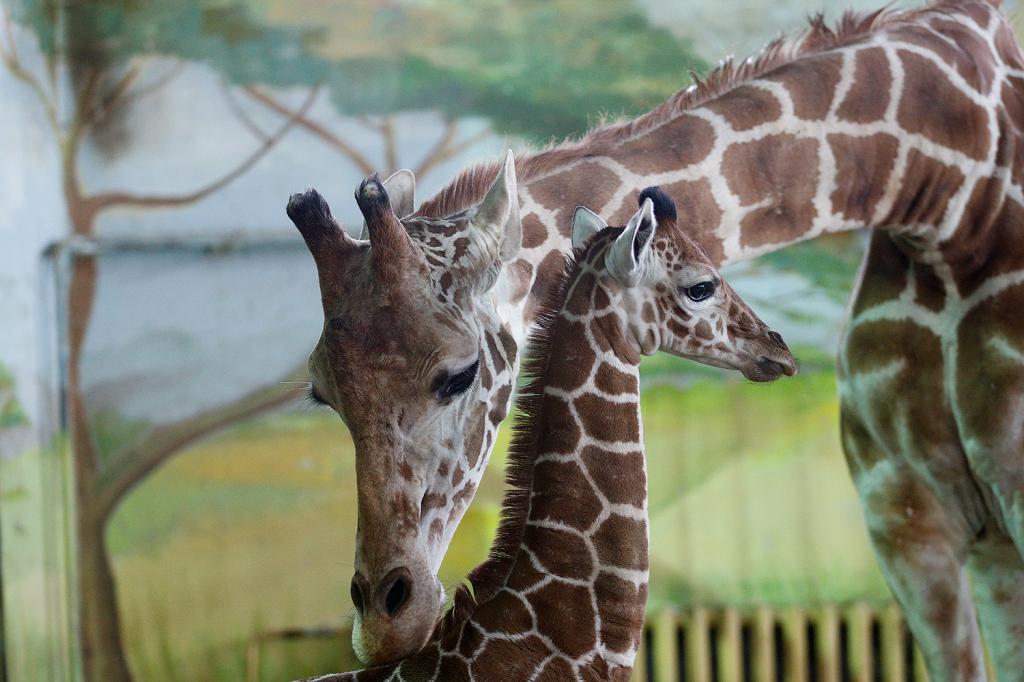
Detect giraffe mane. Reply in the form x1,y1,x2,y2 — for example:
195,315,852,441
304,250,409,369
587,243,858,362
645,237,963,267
439,229,622,633
416,1,968,220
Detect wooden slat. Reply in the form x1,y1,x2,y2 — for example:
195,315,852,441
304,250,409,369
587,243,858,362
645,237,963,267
653,609,680,682
817,605,841,682
719,607,742,682
878,603,905,682
846,603,872,682
752,606,776,682
687,606,712,682
246,601,998,682
781,608,808,682
244,601,1024,682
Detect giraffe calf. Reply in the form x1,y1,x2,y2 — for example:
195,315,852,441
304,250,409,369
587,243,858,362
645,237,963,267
299,185,796,682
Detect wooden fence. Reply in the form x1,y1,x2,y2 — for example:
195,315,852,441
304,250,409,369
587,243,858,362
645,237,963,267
247,602,997,682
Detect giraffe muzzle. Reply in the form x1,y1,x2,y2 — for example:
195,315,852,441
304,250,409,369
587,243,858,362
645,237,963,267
349,562,443,666
754,355,798,380
736,324,798,382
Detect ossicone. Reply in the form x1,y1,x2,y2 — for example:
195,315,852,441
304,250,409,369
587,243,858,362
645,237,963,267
638,186,677,223
355,173,415,280
286,187,358,267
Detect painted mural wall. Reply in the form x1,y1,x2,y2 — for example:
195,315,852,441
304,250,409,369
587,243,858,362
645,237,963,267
1,1,1015,681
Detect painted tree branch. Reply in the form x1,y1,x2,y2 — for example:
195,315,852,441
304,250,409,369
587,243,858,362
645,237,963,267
221,79,272,143
94,365,309,520
74,65,105,127
0,7,59,134
79,61,144,131
413,126,492,179
413,119,458,173
354,115,384,135
381,115,398,174
243,85,376,175
1,4,17,63
82,84,320,216
120,61,184,108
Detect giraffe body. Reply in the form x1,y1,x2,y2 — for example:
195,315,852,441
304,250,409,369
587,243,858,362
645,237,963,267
290,1,1024,674
294,187,794,682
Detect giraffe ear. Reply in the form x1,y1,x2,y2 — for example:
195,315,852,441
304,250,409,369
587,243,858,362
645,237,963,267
473,149,521,262
606,197,656,286
359,169,416,240
571,206,606,249
459,150,521,292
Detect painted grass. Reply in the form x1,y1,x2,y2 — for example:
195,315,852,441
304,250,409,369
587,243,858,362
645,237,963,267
0,437,76,682
0,366,884,680
98,367,890,680
108,411,505,680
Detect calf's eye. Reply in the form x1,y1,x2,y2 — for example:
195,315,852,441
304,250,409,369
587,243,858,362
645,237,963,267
685,281,716,302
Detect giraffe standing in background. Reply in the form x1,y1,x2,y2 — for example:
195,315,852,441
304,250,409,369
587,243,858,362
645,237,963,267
292,1,1024,677
291,184,795,682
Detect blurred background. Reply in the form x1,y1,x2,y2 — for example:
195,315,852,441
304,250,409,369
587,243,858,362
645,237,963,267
1,1,1019,681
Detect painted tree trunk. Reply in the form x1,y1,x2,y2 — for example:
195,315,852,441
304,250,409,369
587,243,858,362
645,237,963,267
76,513,132,682
66,255,134,682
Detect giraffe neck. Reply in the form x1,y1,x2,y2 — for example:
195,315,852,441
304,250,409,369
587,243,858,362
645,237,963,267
454,252,649,672
424,0,1020,325
326,266,649,680
515,5,1016,268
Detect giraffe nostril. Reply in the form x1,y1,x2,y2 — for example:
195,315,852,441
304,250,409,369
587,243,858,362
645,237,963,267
350,574,368,616
767,330,785,347
383,576,410,616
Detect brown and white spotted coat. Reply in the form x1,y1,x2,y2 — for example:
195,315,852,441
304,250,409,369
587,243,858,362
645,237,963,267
295,190,795,682
292,1,1024,676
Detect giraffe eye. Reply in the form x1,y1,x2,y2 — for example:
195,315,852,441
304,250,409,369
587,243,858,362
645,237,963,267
684,281,716,302
433,359,480,401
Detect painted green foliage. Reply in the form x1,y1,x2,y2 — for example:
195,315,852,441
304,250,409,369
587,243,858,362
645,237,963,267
9,0,861,316
0,363,27,431
10,0,707,143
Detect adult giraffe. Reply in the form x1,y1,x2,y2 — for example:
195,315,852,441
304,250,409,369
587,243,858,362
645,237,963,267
292,186,796,682
291,1,1024,678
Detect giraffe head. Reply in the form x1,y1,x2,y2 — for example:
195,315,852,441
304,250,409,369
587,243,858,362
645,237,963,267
571,187,798,380
287,152,524,665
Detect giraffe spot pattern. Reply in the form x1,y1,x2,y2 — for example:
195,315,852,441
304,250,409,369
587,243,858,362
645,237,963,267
529,459,604,529
573,392,641,443
881,147,965,227
767,52,843,120
724,134,820,248
595,571,648,654
837,47,891,123
524,525,594,581
592,515,648,571
618,114,716,174
705,84,783,130
828,132,900,222
528,582,598,659
896,50,990,161
581,447,647,508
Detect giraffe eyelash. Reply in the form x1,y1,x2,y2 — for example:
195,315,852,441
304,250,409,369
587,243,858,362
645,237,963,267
433,359,481,401
305,386,329,407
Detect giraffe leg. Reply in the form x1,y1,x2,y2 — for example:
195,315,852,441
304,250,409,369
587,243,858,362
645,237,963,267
969,526,1024,682
842,416,986,682
857,470,986,682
